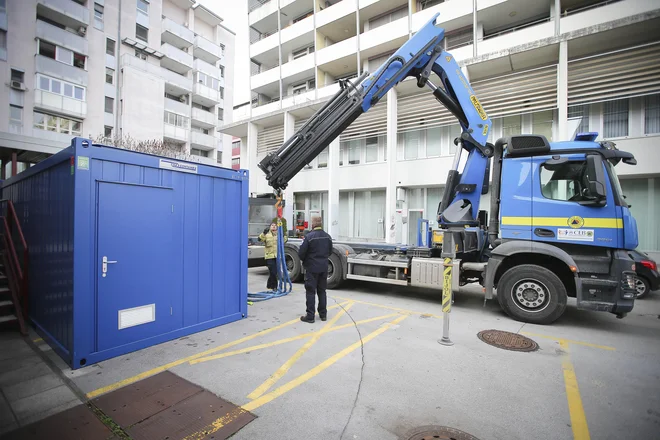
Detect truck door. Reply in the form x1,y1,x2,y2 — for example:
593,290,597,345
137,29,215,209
530,154,621,248
499,155,534,241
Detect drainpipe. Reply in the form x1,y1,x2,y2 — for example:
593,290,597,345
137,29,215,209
115,0,122,134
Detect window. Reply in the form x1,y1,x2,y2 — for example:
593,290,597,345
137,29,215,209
137,0,149,14
644,94,660,135
191,148,209,157
426,127,441,157
10,105,22,123
232,158,240,166
603,99,628,138
106,38,115,56
0,30,6,60
318,147,328,168
348,140,360,164
292,45,314,60
38,41,86,69
403,130,420,160
218,108,224,121
39,40,57,59
136,24,148,42
33,111,82,135
36,74,86,101
568,105,590,134
366,136,379,163
369,6,407,30
220,66,224,78
196,72,221,90
135,49,147,60
220,44,225,55
94,3,103,20
0,0,5,12
502,115,521,137
11,69,24,83
540,160,597,202
106,68,114,84
220,87,224,99
105,97,114,114
164,111,189,127
533,110,553,141
104,126,112,137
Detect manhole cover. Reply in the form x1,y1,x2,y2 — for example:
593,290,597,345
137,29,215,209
477,329,538,352
405,425,480,440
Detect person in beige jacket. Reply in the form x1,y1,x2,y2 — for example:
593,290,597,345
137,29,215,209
259,222,288,291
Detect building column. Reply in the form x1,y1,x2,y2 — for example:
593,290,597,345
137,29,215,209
385,88,398,244
327,138,340,239
557,40,569,140
472,0,478,58
553,0,561,36
246,122,259,196
282,112,295,228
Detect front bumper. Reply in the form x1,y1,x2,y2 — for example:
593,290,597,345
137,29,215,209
576,250,637,315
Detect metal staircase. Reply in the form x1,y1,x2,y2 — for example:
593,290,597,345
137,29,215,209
0,199,28,336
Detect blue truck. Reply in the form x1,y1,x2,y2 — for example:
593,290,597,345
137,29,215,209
258,13,639,325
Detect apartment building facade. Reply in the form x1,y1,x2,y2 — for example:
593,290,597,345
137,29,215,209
0,0,235,176
225,0,660,257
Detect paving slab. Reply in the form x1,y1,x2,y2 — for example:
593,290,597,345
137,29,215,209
2,374,64,403
11,384,79,423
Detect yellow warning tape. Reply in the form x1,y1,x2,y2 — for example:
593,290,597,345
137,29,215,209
442,257,452,313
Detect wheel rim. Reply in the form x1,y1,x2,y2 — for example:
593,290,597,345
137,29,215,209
634,277,646,296
285,254,294,272
511,278,551,313
327,259,335,280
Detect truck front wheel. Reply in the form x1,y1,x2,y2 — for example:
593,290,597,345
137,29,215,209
497,264,567,325
284,247,302,282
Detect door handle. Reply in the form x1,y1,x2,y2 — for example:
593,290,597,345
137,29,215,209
534,228,555,238
102,256,118,277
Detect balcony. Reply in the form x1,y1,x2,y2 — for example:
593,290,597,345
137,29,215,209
36,0,90,28
281,54,315,83
162,17,194,48
34,89,87,119
192,108,217,129
165,97,190,116
160,43,193,75
359,16,408,54
560,0,658,35
249,0,277,29
250,33,279,59
193,58,221,80
121,54,192,94
36,19,88,56
194,35,223,65
251,65,279,90
35,55,88,86
477,21,554,57
317,0,356,28
193,82,222,107
191,131,217,150
164,124,189,143
281,15,314,46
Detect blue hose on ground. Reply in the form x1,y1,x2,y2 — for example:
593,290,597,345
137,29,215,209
248,221,293,303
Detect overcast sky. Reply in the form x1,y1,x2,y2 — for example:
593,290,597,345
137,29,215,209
198,0,250,106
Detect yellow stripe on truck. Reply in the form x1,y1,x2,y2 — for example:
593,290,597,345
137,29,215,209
501,217,623,229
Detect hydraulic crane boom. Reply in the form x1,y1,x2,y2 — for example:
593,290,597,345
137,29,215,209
258,13,493,224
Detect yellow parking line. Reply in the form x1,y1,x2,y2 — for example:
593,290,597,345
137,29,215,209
522,332,615,351
85,302,349,399
242,313,409,413
189,312,400,366
333,296,443,319
560,341,591,440
247,302,355,400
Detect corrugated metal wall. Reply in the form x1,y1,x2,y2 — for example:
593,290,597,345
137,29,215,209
4,156,75,357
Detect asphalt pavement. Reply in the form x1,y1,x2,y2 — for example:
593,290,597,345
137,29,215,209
3,267,660,440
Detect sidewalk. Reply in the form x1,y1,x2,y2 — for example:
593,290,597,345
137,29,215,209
0,332,82,435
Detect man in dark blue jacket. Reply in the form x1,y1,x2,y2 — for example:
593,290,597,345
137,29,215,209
298,216,333,323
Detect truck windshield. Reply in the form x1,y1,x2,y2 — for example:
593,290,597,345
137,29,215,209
605,160,628,207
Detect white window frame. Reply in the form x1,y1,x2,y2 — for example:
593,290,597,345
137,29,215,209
9,105,22,123
38,40,86,70
94,3,104,21
33,111,82,136
602,98,630,140
105,96,114,114
106,38,116,56
164,110,189,128
105,68,114,85
137,0,149,15
136,24,148,42
642,93,660,136
36,74,86,101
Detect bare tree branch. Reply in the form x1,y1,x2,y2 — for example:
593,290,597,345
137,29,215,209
91,133,208,164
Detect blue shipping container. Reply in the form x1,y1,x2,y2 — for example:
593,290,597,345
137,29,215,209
2,137,249,369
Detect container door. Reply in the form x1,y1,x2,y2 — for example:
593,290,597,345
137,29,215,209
96,182,176,352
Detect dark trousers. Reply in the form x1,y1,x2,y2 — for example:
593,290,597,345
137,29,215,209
266,258,277,290
305,270,327,318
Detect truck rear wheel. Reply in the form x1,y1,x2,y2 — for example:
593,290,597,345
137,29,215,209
497,264,567,325
327,253,343,289
284,247,302,282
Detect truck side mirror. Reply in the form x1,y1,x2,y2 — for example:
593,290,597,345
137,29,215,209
581,155,607,207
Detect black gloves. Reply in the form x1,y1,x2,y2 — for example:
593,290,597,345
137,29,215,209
263,228,269,235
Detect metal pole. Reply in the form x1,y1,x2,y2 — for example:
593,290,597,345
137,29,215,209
439,230,454,346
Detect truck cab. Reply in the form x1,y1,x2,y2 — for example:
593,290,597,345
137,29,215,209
485,133,639,323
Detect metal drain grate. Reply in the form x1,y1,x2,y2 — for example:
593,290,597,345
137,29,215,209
477,329,538,352
405,426,481,440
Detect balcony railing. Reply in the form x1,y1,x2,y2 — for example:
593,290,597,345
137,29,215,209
122,54,191,92
249,0,271,13
161,17,194,46
194,35,223,64
36,19,88,55
37,0,90,26
191,131,217,149
35,55,88,86
192,107,216,127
